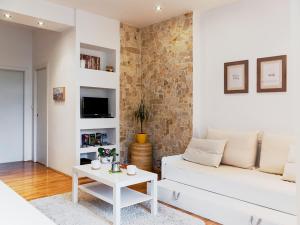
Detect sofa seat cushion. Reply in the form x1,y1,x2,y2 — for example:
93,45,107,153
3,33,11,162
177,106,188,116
163,155,296,215
0,181,56,225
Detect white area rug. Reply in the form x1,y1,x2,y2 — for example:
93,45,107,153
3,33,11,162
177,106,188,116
31,192,205,225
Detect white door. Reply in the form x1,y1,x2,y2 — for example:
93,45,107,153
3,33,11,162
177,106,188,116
0,69,24,163
36,68,47,166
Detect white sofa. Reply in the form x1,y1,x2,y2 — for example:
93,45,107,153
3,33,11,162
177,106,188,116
0,181,55,225
157,133,297,225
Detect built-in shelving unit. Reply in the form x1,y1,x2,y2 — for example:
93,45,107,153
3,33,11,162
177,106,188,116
80,43,116,72
80,128,116,146
78,69,118,89
80,87,116,118
80,145,117,154
76,16,120,166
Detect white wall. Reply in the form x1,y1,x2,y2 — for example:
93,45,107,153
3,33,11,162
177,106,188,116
289,0,300,222
0,21,33,161
32,9,120,173
76,10,120,51
33,28,77,175
194,0,293,136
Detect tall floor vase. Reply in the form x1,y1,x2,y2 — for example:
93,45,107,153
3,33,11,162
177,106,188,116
130,142,152,172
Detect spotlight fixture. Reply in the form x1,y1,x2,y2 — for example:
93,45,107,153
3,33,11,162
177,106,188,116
155,4,162,12
37,21,44,26
3,13,12,19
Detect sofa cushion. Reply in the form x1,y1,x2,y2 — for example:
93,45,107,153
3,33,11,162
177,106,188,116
259,133,295,175
282,145,296,182
183,138,227,167
0,181,56,225
162,155,297,215
207,128,259,168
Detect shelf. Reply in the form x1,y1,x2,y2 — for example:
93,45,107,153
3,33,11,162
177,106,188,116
80,42,116,77
79,68,118,89
79,118,117,130
80,145,116,154
80,43,116,53
79,182,153,208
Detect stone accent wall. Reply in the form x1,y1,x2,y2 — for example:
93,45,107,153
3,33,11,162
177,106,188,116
141,13,193,168
120,24,142,162
120,13,193,168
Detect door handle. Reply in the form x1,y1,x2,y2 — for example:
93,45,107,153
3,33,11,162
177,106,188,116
250,216,262,225
172,191,180,200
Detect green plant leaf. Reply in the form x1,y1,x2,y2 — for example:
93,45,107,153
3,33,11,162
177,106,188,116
133,100,149,133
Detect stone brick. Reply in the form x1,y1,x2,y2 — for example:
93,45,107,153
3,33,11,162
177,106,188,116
120,13,193,169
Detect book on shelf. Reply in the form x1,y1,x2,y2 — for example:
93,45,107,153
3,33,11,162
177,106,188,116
81,134,90,147
89,133,96,146
80,54,100,70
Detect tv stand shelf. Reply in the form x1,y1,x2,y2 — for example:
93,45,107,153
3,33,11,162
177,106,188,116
80,145,116,154
79,118,117,130
79,68,118,89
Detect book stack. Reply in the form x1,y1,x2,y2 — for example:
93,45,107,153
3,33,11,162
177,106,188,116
81,133,109,147
80,54,101,70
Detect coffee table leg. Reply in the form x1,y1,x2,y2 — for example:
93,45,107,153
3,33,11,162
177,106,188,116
72,170,78,204
113,185,121,225
150,179,157,216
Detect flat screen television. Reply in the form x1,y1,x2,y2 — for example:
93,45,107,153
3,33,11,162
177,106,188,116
81,97,109,118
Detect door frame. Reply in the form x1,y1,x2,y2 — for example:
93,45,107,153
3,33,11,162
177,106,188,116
33,66,49,166
0,65,31,162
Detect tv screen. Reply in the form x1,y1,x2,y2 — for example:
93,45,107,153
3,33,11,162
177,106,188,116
81,97,109,118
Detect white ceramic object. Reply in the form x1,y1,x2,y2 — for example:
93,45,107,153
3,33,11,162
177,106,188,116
127,165,137,175
91,160,101,170
101,157,112,164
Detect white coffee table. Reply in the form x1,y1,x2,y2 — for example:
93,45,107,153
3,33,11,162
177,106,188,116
72,164,158,225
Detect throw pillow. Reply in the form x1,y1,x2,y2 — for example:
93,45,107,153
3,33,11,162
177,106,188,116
259,133,295,175
282,145,297,182
183,138,227,167
207,128,259,169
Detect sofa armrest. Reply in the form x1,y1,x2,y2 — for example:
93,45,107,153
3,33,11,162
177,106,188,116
161,154,183,179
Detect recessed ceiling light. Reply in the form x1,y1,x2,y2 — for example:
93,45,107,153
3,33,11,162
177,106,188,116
3,13,12,19
155,4,162,12
37,21,44,26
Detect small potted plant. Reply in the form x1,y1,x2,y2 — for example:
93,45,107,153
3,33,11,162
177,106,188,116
98,147,117,164
134,100,149,144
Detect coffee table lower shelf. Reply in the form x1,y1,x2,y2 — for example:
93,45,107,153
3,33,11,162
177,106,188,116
79,182,153,208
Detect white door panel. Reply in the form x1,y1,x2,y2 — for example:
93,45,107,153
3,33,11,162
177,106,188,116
36,68,47,166
0,69,24,163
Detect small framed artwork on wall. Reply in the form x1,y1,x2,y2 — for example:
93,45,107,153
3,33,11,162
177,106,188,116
224,60,249,94
53,87,65,102
257,55,287,93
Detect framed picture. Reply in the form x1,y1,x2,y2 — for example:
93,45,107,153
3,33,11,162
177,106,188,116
53,87,65,102
224,60,248,94
257,55,287,92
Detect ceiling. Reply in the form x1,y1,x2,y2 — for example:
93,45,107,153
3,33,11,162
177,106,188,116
0,10,70,32
47,0,237,27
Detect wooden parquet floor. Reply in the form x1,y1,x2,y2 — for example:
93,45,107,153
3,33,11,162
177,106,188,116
0,161,219,225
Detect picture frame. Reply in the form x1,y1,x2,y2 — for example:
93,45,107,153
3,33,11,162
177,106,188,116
53,87,65,102
257,55,287,93
224,60,249,94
